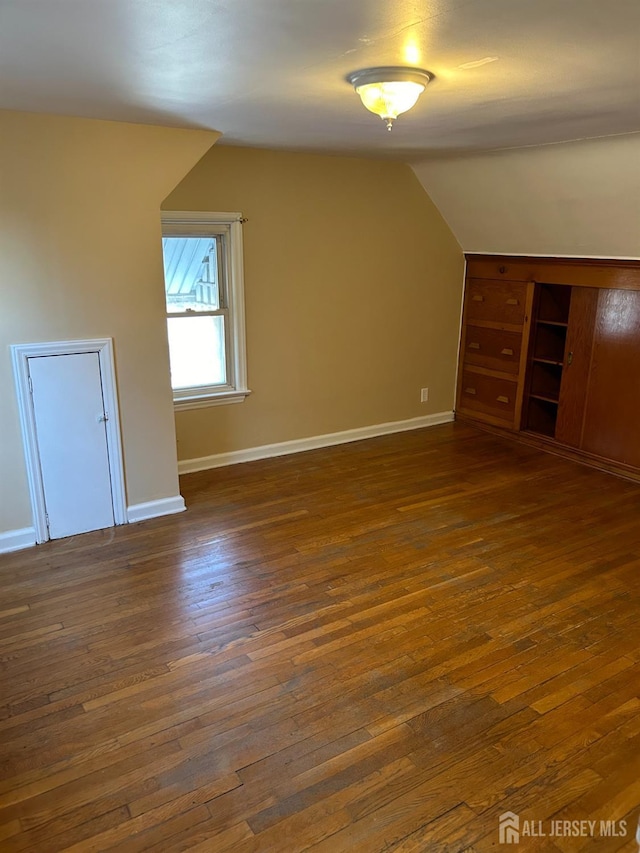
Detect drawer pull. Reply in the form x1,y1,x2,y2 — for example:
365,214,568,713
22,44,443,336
501,347,514,356
472,295,484,302
465,387,477,395
468,342,481,350
496,395,510,404
505,298,519,305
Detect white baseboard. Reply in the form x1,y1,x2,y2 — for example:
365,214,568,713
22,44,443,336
127,496,186,523
0,500,188,551
0,527,36,554
179,411,454,475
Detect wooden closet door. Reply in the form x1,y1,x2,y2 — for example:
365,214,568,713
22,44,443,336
581,289,640,468
555,287,598,448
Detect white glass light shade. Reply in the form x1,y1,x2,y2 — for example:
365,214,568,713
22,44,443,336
356,80,425,121
347,67,433,130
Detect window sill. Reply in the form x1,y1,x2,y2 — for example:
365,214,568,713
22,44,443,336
173,389,252,412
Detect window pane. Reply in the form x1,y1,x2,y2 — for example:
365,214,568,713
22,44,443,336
167,316,227,389
162,236,220,313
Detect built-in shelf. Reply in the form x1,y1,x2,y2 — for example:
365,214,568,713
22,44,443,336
530,393,560,405
525,397,558,437
525,283,571,438
532,325,568,364
537,282,572,325
533,357,564,366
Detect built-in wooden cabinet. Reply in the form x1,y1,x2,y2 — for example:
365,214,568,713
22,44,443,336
456,255,640,482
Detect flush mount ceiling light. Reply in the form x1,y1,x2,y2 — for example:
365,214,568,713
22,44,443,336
346,66,434,130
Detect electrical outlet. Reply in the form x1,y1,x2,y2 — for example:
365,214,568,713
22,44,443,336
420,387,429,403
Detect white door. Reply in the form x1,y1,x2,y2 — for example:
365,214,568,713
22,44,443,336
28,352,115,539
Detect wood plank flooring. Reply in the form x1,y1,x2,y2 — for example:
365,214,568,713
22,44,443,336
1,422,639,852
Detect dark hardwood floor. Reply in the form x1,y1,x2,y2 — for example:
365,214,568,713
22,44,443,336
1,422,639,852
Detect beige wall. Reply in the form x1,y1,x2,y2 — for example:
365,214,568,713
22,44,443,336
412,133,640,258
163,146,463,463
0,110,216,534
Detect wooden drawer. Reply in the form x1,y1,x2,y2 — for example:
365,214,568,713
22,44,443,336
466,257,531,282
462,326,522,375
458,370,517,424
466,255,640,291
465,279,527,326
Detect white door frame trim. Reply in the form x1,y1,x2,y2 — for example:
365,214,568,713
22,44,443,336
11,338,128,543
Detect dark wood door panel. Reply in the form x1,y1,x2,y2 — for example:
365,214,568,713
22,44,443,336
555,287,599,448
581,289,640,467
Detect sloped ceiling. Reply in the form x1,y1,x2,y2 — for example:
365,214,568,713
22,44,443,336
1,1,637,257
0,0,638,159
412,133,640,258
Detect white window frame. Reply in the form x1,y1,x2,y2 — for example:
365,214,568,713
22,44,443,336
161,211,250,410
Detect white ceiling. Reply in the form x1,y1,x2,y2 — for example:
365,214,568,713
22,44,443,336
0,0,639,159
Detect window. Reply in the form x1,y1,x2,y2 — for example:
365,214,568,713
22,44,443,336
161,212,250,409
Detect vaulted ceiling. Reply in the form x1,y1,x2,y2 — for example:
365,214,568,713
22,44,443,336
1,0,639,159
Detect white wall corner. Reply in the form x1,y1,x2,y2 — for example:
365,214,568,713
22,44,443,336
178,411,455,475
0,527,37,555
127,496,186,524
